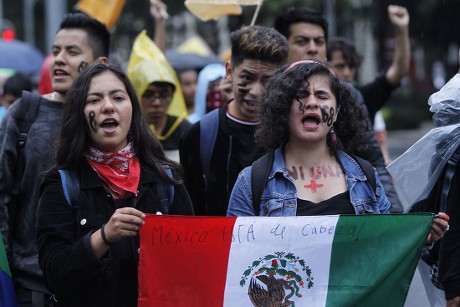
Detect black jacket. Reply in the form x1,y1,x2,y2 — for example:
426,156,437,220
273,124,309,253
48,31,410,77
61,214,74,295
0,94,63,293
411,142,460,300
357,73,400,125
179,102,264,216
36,160,194,306
346,84,403,212
438,162,460,300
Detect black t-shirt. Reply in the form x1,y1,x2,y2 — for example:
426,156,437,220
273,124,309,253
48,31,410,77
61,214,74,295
160,115,191,151
226,117,262,191
296,191,354,216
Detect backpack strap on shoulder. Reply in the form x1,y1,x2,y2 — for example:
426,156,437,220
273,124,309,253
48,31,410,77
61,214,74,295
16,91,41,148
164,166,175,211
199,109,219,179
12,91,41,194
58,169,80,207
250,151,274,216
157,165,175,213
351,155,377,193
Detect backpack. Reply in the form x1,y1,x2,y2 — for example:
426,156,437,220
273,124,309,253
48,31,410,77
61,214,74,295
411,147,460,289
250,151,377,215
11,91,41,194
199,109,219,180
57,167,175,213
5,92,41,248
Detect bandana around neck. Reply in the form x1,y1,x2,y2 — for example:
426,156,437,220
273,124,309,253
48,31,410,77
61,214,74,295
84,142,140,198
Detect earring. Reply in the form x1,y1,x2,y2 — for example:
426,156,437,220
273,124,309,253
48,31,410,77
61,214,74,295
329,127,337,144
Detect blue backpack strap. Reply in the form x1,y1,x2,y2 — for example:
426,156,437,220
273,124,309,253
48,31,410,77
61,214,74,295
159,166,175,213
199,109,220,179
58,169,79,207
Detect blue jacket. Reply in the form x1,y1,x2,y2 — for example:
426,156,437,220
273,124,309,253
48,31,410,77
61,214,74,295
227,148,390,216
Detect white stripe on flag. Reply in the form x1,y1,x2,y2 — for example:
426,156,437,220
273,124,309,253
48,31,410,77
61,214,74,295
223,216,340,307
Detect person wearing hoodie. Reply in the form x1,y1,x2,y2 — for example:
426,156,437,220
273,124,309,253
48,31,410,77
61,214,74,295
127,32,190,163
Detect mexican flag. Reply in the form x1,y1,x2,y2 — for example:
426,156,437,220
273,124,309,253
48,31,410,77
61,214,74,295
138,214,432,307
0,237,17,306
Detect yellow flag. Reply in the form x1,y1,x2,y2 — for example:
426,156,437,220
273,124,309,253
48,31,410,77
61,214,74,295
76,0,126,30
185,0,263,21
126,31,187,119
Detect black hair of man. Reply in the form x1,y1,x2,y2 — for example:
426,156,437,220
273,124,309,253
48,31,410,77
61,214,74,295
274,7,329,43
230,25,288,68
59,13,110,59
3,73,32,98
327,37,363,69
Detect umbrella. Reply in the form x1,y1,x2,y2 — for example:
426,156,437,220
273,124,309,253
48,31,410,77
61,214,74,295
0,39,45,76
165,50,223,71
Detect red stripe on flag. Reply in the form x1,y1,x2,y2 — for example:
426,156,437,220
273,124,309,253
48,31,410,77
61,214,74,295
138,215,236,307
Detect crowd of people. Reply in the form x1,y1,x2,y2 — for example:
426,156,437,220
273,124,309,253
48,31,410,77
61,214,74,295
0,2,458,307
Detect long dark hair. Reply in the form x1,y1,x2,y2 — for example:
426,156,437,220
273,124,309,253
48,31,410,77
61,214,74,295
53,63,180,182
255,61,368,154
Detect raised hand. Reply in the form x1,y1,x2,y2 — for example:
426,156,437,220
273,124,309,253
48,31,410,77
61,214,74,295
388,5,409,29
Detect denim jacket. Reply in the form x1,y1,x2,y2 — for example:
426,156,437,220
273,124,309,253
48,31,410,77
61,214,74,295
227,148,390,216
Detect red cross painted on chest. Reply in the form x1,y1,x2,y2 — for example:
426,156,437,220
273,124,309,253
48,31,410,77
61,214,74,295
304,180,324,193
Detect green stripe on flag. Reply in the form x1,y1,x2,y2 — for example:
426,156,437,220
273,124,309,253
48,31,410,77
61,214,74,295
326,213,433,307
0,237,11,278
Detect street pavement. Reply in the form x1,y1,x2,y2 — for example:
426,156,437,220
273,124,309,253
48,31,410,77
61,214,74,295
388,121,434,162
388,121,434,307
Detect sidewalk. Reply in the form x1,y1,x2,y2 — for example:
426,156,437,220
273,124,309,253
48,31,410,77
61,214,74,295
388,121,434,161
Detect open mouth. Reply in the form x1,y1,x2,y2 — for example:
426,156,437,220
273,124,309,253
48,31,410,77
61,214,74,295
53,69,68,77
301,113,321,128
100,118,119,129
244,100,257,111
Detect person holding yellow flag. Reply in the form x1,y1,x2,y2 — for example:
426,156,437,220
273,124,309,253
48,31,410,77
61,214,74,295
127,31,190,163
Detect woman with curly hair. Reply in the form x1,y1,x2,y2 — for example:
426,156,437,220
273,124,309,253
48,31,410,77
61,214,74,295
227,60,449,239
227,60,390,217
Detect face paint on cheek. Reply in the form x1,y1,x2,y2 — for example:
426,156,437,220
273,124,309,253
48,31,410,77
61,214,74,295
89,111,97,132
236,82,249,95
320,105,336,127
78,61,89,73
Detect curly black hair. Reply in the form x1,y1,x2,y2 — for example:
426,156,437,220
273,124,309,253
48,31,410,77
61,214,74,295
255,61,368,154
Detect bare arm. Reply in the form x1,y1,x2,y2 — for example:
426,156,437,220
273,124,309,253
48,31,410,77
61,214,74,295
385,5,410,85
150,0,168,52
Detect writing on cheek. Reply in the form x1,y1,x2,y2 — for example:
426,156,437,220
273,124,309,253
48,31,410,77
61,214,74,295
89,111,97,132
78,61,89,73
320,106,335,127
236,82,249,96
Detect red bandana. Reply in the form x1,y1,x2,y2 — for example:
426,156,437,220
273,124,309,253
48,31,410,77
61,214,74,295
84,143,140,198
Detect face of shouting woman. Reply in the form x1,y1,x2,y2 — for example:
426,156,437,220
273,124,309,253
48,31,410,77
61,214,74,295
288,74,338,146
84,71,133,152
